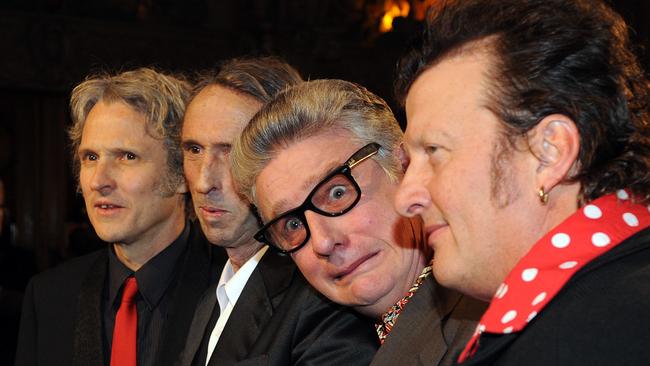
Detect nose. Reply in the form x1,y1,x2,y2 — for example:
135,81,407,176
89,160,116,195
195,154,223,195
304,211,340,258
394,162,432,218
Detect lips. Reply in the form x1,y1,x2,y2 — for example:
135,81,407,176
199,205,228,218
425,223,448,247
92,201,124,216
332,251,378,281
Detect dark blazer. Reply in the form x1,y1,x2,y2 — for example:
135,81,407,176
178,249,379,366
370,275,487,366
15,223,226,366
461,227,650,365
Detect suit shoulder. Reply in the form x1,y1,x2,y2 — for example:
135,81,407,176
29,249,105,289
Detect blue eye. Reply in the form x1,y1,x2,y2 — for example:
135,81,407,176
283,216,304,233
328,185,347,200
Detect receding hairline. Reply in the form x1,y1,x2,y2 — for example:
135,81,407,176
407,36,501,99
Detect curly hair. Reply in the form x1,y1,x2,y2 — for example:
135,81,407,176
396,0,650,204
69,67,191,194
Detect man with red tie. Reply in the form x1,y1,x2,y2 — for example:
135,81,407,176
15,68,226,366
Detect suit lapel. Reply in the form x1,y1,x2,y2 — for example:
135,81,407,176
371,275,463,366
211,249,296,363
157,224,225,366
72,251,108,366
181,282,219,366
417,276,463,365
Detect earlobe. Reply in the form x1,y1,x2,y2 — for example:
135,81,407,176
527,114,580,190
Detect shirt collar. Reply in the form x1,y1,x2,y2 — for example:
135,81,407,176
108,222,190,310
216,246,268,313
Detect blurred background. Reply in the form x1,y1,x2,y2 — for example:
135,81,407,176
0,0,648,362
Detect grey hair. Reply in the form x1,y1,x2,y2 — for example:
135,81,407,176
231,79,403,204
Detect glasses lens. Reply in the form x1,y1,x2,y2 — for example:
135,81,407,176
311,173,359,214
267,212,308,251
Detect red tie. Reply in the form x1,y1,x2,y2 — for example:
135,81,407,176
111,277,138,366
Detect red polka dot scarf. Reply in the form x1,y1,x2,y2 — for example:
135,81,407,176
458,190,650,363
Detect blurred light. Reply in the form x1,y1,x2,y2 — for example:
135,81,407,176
379,0,410,33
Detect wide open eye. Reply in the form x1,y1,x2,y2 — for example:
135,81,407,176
312,174,358,214
328,185,348,200
283,216,304,234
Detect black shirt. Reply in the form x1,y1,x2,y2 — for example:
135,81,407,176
103,224,190,366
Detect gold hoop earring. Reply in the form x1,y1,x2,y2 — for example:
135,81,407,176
538,186,549,205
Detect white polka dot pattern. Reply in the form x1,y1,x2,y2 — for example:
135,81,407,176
551,233,571,248
501,310,517,324
526,311,537,323
532,292,546,306
583,205,602,219
460,188,650,363
623,213,639,227
495,283,508,299
521,268,538,282
559,261,578,269
591,232,610,247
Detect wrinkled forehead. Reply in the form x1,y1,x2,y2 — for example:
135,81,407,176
254,132,361,220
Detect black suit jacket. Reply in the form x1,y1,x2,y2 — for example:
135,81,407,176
461,227,650,365
15,223,227,366
370,275,487,366
178,249,379,366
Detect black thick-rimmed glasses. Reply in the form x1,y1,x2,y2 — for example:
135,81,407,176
254,142,381,254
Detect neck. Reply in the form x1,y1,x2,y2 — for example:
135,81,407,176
113,214,186,271
226,240,264,272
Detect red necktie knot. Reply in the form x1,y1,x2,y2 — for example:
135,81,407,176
121,277,139,304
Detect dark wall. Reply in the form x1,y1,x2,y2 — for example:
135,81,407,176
0,0,648,271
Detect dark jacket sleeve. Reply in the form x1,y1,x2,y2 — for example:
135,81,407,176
290,288,379,366
14,278,37,366
252,276,379,366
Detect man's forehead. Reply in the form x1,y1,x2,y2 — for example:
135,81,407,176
257,133,358,217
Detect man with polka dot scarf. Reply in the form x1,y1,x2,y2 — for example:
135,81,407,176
394,0,650,364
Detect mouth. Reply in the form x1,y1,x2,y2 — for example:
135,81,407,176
332,251,379,281
93,202,124,215
199,206,228,218
425,223,448,246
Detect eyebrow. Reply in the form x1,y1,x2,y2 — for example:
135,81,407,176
268,159,342,218
77,147,93,159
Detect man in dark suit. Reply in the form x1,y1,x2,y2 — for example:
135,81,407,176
177,57,378,366
15,68,226,366
231,79,487,366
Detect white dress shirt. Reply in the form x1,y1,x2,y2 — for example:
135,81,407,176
205,246,268,365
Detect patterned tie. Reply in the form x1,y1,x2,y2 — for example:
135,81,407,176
110,276,138,366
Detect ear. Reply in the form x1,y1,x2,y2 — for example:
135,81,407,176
526,114,580,191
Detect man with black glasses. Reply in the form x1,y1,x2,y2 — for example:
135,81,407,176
231,79,486,366
177,58,378,366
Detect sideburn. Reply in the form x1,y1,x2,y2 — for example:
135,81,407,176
489,135,521,208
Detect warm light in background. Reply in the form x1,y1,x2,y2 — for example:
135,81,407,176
378,0,439,33
380,0,410,33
